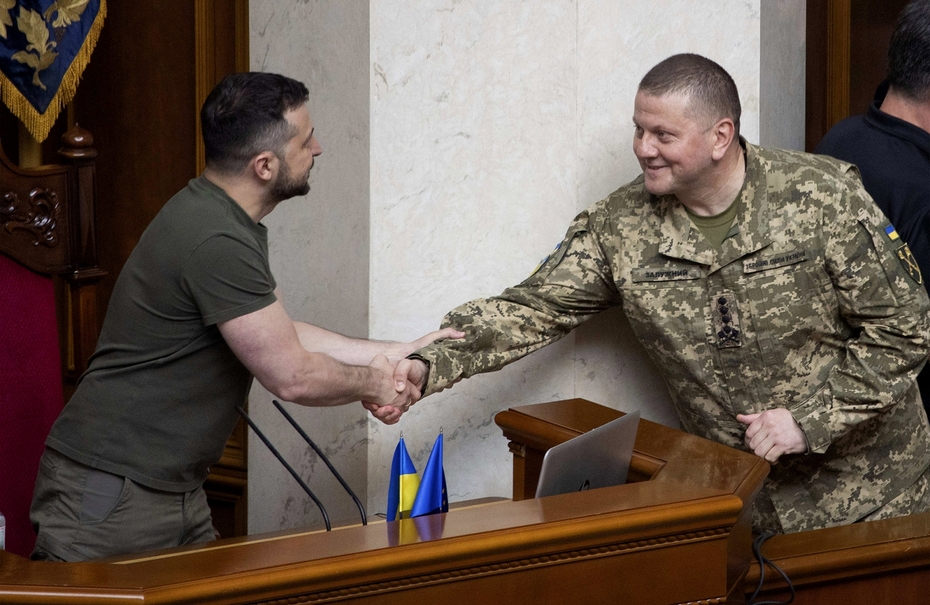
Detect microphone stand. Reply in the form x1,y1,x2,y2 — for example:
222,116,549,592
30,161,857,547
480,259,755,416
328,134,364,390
272,399,368,525
236,406,331,531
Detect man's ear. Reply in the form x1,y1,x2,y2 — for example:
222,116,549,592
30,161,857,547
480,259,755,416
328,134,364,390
250,151,277,183
710,118,736,161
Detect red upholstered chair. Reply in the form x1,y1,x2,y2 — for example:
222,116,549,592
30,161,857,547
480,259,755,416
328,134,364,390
0,128,103,557
0,255,64,557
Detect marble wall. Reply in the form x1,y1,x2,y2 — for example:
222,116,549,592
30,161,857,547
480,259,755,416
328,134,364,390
248,0,806,534
760,0,807,151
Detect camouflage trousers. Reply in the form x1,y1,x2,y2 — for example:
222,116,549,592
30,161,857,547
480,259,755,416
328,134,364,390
860,463,930,523
752,463,930,534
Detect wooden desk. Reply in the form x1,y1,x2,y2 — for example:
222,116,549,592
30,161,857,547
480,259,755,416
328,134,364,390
495,398,930,605
0,399,767,605
744,509,930,604
496,398,770,604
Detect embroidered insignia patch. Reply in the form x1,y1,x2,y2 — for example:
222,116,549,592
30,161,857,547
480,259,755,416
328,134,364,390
711,293,741,348
885,224,900,241
631,266,702,282
743,248,808,273
530,241,561,277
896,244,923,285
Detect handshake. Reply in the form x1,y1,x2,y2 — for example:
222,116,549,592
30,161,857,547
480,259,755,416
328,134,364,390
360,328,464,425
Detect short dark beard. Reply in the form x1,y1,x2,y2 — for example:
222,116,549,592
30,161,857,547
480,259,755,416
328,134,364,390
269,156,311,203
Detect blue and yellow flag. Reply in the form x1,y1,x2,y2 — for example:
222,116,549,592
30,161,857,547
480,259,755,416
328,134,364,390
411,432,448,518
386,437,419,522
0,0,107,141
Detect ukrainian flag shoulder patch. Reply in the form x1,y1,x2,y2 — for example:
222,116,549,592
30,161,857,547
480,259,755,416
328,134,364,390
530,241,562,277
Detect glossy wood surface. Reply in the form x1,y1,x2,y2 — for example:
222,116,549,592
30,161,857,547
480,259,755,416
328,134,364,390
497,399,770,604
0,490,744,604
495,398,768,505
497,398,930,604
745,509,930,604
0,399,768,605
806,0,910,150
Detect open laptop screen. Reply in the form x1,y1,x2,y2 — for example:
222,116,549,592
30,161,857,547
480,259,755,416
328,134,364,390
534,410,640,498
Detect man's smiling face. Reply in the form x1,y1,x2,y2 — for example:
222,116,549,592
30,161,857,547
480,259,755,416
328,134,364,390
632,91,718,202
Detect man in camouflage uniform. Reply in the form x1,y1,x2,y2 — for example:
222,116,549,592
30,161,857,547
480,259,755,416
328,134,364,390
395,53,930,533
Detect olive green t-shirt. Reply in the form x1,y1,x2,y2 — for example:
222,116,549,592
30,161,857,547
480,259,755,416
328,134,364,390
685,198,741,250
47,176,277,491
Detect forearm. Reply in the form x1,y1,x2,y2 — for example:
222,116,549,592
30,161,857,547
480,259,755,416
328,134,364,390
261,350,390,408
793,303,930,452
417,285,606,395
416,220,620,396
293,320,461,365
797,178,930,451
294,322,391,365
219,301,401,409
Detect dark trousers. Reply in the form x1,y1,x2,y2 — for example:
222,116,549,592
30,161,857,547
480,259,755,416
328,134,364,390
30,448,217,561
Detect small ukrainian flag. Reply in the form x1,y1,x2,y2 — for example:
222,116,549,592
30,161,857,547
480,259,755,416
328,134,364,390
386,437,420,521
885,224,900,241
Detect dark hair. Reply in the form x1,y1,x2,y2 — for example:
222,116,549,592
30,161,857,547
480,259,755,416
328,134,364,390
638,53,741,135
888,0,930,101
200,72,310,173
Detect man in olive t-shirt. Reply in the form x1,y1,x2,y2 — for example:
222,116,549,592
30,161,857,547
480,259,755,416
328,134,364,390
30,73,459,562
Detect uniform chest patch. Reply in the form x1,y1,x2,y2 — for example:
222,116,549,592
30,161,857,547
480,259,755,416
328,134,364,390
743,248,808,273
631,267,703,282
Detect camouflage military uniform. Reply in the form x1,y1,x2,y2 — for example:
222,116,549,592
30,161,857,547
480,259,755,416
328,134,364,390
414,141,930,533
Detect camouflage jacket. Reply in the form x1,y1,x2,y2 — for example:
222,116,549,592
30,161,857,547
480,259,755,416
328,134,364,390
414,141,930,532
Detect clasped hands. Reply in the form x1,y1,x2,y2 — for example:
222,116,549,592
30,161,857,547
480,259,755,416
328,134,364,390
361,328,461,425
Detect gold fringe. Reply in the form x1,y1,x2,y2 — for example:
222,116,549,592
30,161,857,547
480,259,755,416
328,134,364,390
0,0,108,143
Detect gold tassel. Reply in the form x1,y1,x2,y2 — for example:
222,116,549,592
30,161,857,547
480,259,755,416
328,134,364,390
0,0,107,143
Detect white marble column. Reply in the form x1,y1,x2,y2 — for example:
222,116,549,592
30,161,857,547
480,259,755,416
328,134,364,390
246,1,372,534
248,0,806,534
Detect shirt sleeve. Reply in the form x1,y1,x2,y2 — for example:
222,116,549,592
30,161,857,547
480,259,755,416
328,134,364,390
414,211,621,396
792,170,930,453
182,233,278,326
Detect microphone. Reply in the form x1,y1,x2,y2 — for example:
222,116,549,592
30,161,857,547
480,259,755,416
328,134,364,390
272,399,368,526
236,406,331,531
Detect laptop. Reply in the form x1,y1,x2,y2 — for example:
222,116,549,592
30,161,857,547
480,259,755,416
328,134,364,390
534,410,640,498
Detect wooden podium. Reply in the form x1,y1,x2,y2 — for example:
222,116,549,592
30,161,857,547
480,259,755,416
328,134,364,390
0,399,767,605
496,399,930,605
494,398,769,604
